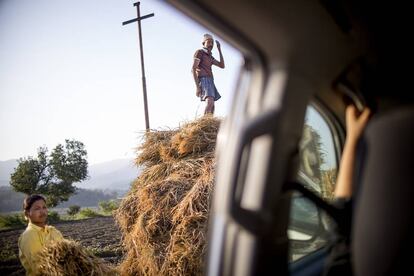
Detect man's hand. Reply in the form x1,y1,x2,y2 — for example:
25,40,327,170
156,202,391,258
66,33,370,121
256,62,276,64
215,40,225,68
196,87,201,97
216,40,221,51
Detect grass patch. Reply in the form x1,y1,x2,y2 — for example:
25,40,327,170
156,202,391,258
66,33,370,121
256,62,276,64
77,208,103,219
0,207,113,229
0,213,25,230
99,200,119,215
47,211,61,223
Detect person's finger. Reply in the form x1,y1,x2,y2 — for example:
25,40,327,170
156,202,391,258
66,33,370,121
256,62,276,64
359,108,371,125
346,105,357,123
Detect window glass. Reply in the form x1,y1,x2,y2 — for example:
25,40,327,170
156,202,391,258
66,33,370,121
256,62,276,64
289,105,338,262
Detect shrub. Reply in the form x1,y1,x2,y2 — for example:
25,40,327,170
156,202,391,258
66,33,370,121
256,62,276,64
0,213,26,229
67,205,81,216
48,211,61,223
99,200,119,214
79,208,101,218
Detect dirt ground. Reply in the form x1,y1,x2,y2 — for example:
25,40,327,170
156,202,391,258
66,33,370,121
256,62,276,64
0,216,123,276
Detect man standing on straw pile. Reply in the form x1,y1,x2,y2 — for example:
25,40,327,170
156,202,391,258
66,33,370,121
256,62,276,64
192,33,225,115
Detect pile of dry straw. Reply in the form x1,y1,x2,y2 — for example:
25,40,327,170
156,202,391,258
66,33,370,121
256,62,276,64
35,239,117,276
115,116,221,275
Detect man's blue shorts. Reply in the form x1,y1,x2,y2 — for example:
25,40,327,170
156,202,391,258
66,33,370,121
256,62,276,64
199,76,221,101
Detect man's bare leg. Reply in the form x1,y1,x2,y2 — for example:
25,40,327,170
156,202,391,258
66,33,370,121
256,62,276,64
205,96,215,115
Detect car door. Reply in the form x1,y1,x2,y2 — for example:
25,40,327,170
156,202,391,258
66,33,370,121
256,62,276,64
165,1,361,275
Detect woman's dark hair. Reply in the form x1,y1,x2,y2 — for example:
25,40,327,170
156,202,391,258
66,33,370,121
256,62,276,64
23,194,46,212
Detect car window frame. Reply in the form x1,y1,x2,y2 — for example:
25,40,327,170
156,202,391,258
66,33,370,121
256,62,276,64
288,99,344,262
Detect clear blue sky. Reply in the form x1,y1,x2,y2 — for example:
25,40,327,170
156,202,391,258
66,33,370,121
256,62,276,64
0,0,242,164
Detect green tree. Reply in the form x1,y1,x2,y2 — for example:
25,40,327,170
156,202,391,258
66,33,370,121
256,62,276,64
10,139,88,207
67,205,81,216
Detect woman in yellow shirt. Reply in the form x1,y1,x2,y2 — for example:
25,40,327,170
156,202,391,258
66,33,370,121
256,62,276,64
18,195,64,275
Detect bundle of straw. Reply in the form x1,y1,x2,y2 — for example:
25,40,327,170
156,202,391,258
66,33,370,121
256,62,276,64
35,239,117,276
115,116,220,275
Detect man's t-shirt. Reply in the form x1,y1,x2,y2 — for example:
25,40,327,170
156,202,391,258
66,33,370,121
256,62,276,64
193,48,219,78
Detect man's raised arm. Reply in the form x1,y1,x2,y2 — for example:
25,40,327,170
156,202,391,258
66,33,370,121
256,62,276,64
215,40,225,69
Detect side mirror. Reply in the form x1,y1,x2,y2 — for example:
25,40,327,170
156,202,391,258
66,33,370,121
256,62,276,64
289,194,321,242
288,192,334,261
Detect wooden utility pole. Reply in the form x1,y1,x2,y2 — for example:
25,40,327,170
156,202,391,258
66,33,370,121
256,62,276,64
123,2,154,132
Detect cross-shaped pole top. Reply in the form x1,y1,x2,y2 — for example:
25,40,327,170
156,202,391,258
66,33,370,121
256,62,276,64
123,1,155,132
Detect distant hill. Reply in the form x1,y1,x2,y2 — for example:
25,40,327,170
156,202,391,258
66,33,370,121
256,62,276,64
0,159,18,186
0,186,123,213
0,158,139,191
77,158,140,191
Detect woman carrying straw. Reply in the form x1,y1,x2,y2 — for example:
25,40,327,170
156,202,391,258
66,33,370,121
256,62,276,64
18,194,64,275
